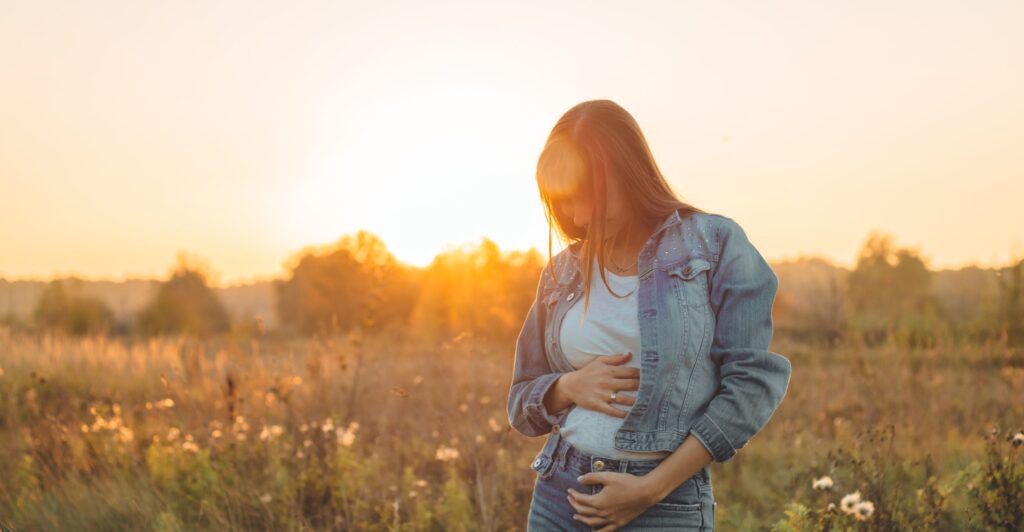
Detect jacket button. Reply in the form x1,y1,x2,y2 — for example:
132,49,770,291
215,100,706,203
566,292,575,301
552,424,560,432
533,458,542,467
593,460,605,471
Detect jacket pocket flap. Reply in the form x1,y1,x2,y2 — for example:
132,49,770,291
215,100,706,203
668,258,713,280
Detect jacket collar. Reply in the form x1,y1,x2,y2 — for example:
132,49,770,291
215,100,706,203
567,208,683,259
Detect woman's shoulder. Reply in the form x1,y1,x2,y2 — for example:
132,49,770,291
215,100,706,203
538,242,582,289
685,211,750,247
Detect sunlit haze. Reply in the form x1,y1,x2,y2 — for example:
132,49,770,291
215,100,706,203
2,1,1022,285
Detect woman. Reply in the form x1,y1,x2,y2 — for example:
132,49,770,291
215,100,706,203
507,100,793,531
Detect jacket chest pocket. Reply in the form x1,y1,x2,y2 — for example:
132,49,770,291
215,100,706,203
666,258,713,308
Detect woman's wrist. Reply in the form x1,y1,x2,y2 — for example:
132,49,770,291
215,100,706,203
543,371,577,414
639,435,715,504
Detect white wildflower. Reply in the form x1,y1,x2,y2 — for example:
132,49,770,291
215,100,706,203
336,422,359,447
812,475,834,490
839,491,862,514
435,445,460,461
853,500,875,521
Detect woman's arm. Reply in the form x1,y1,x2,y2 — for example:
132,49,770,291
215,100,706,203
687,215,793,463
542,372,577,415
638,435,713,504
568,216,792,528
641,216,793,496
507,262,572,436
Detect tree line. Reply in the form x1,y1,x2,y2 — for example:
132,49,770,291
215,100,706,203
12,229,1024,348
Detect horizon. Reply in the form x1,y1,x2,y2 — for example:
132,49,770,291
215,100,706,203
0,227,1015,288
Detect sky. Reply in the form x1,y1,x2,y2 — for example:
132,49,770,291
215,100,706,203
2,0,1022,286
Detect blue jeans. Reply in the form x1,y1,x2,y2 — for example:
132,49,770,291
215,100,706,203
527,428,716,531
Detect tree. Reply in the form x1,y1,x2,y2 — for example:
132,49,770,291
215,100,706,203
846,231,945,347
996,257,1024,345
33,278,114,336
275,230,416,336
137,253,230,337
408,238,545,342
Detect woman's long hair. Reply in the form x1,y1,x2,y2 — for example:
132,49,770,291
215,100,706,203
536,99,705,315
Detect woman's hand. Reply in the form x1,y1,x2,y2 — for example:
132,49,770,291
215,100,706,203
561,352,640,418
567,471,658,531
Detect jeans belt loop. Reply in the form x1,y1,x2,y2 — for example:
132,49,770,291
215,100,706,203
542,426,561,461
554,431,570,470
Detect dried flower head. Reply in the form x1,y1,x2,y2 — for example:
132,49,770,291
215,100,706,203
812,476,834,490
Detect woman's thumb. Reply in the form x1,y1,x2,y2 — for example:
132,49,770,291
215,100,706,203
606,351,632,364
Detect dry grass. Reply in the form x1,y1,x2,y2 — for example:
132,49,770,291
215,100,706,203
0,328,1020,531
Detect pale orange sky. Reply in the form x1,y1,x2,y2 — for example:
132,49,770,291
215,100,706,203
2,1,1022,286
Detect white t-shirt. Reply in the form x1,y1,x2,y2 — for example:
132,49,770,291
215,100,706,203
558,259,672,459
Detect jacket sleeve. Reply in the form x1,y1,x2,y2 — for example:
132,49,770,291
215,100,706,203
506,261,573,437
687,216,793,463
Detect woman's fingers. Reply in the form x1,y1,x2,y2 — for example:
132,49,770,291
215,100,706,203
615,391,637,406
611,366,641,379
595,399,630,418
567,492,607,521
610,377,640,391
575,513,613,528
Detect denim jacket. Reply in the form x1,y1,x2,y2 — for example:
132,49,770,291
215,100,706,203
506,209,792,463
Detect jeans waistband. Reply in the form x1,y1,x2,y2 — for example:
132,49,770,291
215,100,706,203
543,427,711,484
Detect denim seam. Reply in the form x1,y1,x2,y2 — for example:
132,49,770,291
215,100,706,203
687,429,717,464
702,412,736,451
524,372,567,429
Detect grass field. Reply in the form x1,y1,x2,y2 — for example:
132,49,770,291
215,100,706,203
0,328,1021,531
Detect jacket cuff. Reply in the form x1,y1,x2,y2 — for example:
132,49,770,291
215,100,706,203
689,412,739,463
524,372,570,428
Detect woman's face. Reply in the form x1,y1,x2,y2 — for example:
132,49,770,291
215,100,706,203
556,176,629,234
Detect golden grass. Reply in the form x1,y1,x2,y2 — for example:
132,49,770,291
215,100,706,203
0,328,1020,531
